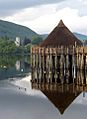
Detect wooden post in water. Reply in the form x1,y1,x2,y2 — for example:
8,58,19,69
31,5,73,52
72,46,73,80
85,55,87,70
72,45,76,80
54,48,58,83
49,48,52,83
66,47,69,70
38,48,40,83
76,46,79,70
81,47,84,70
60,46,64,69
43,48,45,83
60,46,65,84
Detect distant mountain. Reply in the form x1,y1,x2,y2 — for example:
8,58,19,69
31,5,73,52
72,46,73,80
0,19,87,42
74,33,87,40
0,19,39,40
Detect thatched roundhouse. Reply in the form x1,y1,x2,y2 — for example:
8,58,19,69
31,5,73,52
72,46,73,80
40,20,82,47
31,20,87,84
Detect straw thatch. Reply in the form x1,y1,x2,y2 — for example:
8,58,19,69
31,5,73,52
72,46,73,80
40,20,82,47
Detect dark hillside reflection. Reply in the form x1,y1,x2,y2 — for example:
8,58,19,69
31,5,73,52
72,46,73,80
31,70,87,114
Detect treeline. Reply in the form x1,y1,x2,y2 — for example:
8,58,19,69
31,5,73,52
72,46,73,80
0,36,43,54
0,38,30,54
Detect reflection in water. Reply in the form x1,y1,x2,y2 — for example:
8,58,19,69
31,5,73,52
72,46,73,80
15,61,21,71
32,70,87,114
32,83,80,114
0,55,30,80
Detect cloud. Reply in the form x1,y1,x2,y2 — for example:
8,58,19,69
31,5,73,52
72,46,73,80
0,0,65,17
5,4,58,21
1,0,87,35
4,4,59,33
4,4,87,35
56,0,87,16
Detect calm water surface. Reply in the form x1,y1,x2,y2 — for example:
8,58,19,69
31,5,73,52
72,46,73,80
13,70,87,119
31,83,87,119
0,56,87,119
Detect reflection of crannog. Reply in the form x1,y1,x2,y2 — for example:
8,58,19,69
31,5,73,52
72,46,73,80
31,70,87,114
31,81,81,114
32,67,74,84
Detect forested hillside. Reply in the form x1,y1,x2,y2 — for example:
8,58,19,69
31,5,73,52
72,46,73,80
0,20,39,40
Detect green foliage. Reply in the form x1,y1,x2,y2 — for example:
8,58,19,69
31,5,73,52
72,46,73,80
25,44,31,53
31,36,43,45
0,55,19,68
0,37,32,54
0,38,17,54
14,46,24,54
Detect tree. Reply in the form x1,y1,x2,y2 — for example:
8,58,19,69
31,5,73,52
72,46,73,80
25,44,31,53
23,37,31,46
31,36,43,45
0,38,17,54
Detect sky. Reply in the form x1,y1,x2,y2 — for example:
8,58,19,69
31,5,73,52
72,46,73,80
0,0,87,35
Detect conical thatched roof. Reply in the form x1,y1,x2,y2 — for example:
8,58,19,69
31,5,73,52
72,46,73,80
42,90,80,114
40,20,82,47
32,83,80,114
